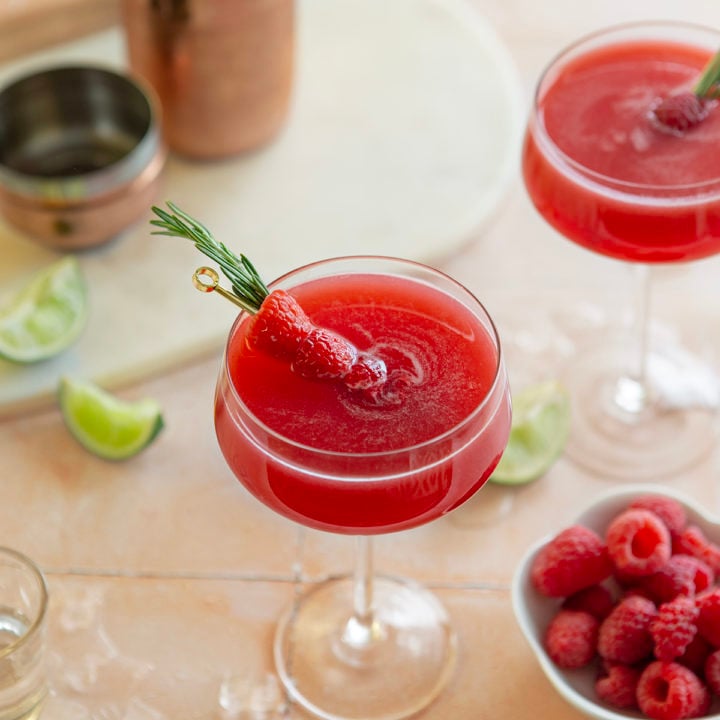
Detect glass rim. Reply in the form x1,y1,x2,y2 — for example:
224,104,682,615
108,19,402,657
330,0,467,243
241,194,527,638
220,254,507,462
0,546,48,660
530,19,720,196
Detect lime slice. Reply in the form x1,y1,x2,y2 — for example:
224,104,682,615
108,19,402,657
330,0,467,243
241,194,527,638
490,380,571,485
0,256,88,363
58,376,164,461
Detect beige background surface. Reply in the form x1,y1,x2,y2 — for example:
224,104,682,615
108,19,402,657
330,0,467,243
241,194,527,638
0,0,523,417
2,1,720,719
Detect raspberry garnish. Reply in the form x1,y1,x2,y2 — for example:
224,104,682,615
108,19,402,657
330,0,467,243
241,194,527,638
650,597,699,662
530,525,612,598
606,509,672,578
150,203,388,391
648,47,720,137
636,661,710,720
246,289,313,359
544,609,599,669
291,326,358,380
344,354,389,391
595,662,641,710
650,92,709,135
598,595,657,664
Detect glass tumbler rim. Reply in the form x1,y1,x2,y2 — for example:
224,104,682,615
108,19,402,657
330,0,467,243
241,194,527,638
529,19,720,198
0,545,48,660
218,254,508,471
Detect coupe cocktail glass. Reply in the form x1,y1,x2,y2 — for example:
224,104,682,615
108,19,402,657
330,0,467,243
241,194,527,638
214,256,511,720
523,22,720,479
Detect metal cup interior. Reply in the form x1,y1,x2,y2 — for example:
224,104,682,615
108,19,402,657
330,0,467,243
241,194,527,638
0,65,159,200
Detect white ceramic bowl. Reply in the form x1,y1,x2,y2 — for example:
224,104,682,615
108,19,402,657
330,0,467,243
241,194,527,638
511,483,720,720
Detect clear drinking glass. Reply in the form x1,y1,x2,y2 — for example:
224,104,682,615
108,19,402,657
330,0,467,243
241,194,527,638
0,547,48,720
523,22,720,479
213,256,511,720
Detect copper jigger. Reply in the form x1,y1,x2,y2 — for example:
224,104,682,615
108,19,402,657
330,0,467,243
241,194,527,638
121,0,295,160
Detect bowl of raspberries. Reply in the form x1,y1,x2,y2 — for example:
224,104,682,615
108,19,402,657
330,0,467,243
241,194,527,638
512,484,720,720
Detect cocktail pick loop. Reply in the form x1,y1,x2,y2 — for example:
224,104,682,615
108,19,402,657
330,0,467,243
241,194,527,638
192,266,249,309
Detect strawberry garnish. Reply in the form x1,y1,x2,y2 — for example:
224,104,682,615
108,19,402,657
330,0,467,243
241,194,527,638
649,47,720,135
150,203,387,390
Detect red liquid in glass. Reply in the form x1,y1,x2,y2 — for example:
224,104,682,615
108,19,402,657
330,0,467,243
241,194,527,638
215,273,511,534
523,39,720,262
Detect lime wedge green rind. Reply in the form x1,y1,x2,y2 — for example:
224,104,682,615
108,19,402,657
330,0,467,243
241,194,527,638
490,380,571,486
0,256,88,363
58,376,164,461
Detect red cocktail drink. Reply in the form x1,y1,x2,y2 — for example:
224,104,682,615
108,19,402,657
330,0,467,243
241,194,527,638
521,22,720,479
212,256,509,720
215,259,510,534
150,203,512,720
524,30,720,263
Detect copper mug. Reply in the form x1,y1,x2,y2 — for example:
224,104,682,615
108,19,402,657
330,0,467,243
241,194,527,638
121,0,294,159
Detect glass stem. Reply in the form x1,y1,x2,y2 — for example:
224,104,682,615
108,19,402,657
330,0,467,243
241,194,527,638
339,536,384,653
613,263,651,416
353,535,374,625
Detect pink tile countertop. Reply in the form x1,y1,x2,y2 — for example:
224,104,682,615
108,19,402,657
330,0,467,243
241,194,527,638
3,0,720,718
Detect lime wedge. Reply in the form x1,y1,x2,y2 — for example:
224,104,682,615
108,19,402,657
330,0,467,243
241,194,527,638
0,256,88,363
490,380,571,485
58,376,164,461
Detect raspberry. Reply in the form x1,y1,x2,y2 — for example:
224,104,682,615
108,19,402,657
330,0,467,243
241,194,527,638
544,609,599,669
705,648,720,695
696,588,720,647
677,633,712,676
651,597,699,662
636,661,710,720
606,509,672,578
595,662,641,710
247,290,387,389
292,327,358,380
683,555,715,594
247,289,313,360
674,525,720,576
629,495,688,539
598,595,657,664
562,584,615,620
344,354,388,391
642,555,702,604
531,525,613,598
650,91,709,135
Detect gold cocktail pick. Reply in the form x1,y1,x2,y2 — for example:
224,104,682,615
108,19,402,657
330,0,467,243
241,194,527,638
192,266,249,310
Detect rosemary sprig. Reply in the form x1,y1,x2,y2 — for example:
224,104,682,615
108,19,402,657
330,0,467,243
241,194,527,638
150,202,269,313
694,47,720,99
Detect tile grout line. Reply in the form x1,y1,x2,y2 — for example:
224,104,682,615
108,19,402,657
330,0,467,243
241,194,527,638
41,564,512,592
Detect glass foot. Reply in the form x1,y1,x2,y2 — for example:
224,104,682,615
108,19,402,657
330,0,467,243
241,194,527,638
562,342,718,480
274,575,456,720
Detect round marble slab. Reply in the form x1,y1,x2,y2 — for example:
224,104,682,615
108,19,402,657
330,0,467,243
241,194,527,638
0,0,524,416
